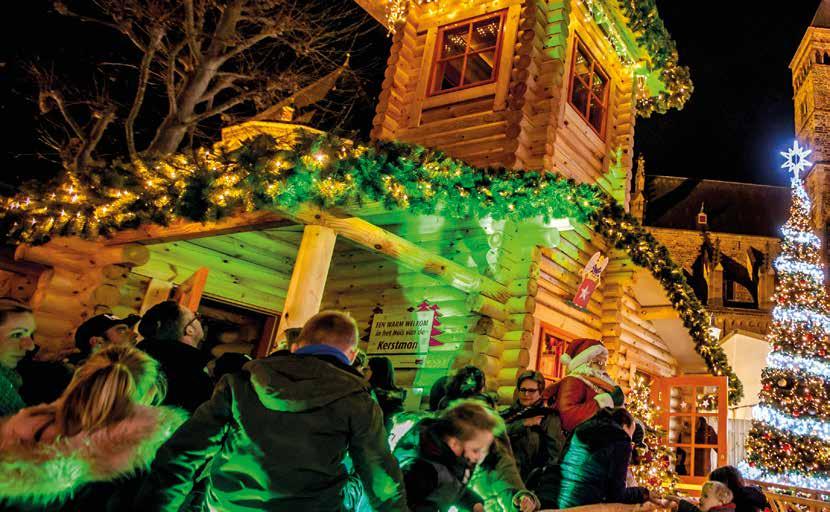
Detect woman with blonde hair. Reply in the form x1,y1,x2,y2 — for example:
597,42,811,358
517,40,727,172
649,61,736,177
0,297,36,417
0,343,187,510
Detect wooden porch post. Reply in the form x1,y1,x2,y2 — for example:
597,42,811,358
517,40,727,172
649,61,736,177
271,225,337,351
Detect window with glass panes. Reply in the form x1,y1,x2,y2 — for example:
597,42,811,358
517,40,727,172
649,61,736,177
568,38,610,137
430,12,506,95
537,329,569,382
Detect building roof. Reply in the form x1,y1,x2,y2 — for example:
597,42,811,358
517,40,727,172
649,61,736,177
643,176,790,238
813,0,830,29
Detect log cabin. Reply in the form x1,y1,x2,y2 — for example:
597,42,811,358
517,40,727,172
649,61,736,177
0,0,734,483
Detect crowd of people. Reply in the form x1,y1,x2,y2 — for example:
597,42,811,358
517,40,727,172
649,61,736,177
0,297,770,512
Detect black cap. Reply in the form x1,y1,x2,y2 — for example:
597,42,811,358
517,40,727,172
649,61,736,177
75,313,141,352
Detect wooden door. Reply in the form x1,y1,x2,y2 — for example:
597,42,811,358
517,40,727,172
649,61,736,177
652,375,728,486
172,267,209,312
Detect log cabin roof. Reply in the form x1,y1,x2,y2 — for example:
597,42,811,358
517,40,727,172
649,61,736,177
643,175,790,238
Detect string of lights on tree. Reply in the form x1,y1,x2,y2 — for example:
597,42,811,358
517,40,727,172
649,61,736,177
0,132,742,404
739,141,830,490
627,377,679,494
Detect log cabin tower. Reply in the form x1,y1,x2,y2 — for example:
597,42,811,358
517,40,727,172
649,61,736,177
370,0,663,207
793,0,830,267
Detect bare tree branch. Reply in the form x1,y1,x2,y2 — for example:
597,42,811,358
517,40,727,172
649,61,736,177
188,89,261,124
42,0,372,160
126,25,165,161
38,90,86,142
78,107,116,169
53,1,148,52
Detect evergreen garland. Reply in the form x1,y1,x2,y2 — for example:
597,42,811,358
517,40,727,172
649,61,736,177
0,133,741,403
620,0,694,117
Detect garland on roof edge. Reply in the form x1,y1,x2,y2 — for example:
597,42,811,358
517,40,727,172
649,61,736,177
620,0,693,117
0,133,742,404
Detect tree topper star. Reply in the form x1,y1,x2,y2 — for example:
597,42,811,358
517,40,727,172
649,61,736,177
781,140,813,180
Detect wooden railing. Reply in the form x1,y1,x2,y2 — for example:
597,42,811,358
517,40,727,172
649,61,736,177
746,480,830,512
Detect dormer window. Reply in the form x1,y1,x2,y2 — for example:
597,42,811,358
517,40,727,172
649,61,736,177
429,11,506,96
568,38,610,138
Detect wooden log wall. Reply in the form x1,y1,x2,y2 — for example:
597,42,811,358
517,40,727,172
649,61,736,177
0,269,40,303
369,0,638,197
546,0,638,187
370,0,529,170
601,253,677,390
484,230,541,404
519,0,572,171
320,216,541,407
15,239,150,357
533,226,678,395
322,242,476,403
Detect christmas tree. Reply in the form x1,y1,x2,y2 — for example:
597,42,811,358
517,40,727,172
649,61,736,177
740,140,830,489
627,377,679,494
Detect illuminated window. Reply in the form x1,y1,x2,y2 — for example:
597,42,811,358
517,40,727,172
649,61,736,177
537,329,569,382
430,11,506,95
568,38,610,137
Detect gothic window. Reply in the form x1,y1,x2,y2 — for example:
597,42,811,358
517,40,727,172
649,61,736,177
725,280,754,304
430,11,506,96
568,37,610,138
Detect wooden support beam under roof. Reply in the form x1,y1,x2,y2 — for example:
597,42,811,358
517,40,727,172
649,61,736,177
102,210,293,246
279,204,513,303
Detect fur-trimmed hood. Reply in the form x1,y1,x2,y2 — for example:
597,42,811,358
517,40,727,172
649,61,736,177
0,404,187,506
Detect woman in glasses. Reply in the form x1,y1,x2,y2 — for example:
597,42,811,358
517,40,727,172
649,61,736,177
501,371,566,482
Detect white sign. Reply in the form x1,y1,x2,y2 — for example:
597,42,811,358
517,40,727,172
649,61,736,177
368,310,433,368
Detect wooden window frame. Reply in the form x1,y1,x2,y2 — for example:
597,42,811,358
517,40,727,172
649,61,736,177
652,375,729,485
567,36,611,140
535,325,575,383
428,10,507,97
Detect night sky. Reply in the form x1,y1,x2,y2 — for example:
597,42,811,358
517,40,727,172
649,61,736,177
634,2,820,186
0,1,823,187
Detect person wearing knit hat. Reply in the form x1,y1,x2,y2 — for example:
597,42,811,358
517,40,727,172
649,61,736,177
543,339,625,432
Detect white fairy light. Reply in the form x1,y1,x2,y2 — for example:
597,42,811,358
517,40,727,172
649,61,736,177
738,461,830,492
772,306,830,332
767,351,830,380
773,255,825,282
753,405,830,442
781,227,822,248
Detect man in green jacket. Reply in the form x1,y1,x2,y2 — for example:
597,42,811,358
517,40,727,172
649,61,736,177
134,310,408,511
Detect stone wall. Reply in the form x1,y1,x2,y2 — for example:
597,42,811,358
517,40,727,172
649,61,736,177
648,227,781,276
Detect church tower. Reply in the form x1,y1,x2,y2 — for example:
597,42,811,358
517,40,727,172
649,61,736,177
792,1,830,256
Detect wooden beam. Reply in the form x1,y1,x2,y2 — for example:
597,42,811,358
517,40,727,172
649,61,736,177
102,210,291,245
273,225,338,349
281,205,512,302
